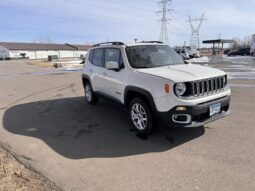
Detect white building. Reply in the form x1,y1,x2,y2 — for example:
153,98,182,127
0,42,90,60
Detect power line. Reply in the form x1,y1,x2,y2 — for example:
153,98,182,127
187,13,206,50
156,0,173,45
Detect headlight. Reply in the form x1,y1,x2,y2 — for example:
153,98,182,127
175,83,186,96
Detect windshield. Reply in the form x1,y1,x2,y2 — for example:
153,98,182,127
126,45,184,68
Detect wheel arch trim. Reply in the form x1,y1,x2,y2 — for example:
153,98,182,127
82,74,91,88
124,86,157,112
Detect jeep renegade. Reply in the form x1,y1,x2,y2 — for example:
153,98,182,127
82,41,231,135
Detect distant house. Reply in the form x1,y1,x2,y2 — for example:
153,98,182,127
0,42,91,60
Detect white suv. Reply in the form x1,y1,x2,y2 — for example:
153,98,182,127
82,41,231,135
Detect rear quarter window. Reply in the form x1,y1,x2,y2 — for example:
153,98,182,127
89,50,94,63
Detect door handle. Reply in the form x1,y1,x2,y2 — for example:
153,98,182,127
102,72,108,76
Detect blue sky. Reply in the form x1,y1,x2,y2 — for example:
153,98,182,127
0,0,254,46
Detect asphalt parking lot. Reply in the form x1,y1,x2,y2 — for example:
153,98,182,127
0,57,255,191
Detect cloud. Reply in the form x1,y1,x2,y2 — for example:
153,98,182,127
0,0,254,45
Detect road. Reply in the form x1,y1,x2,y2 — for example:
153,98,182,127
0,58,255,191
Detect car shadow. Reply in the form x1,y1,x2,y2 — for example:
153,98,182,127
3,97,205,159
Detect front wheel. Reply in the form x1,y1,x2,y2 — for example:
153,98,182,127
84,82,99,105
128,98,155,135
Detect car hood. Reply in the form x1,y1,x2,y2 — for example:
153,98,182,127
137,64,226,82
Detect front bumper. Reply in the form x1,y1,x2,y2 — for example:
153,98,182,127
158,95,231,128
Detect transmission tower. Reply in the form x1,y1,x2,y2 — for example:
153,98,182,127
156,0,173,45
188,13,206,50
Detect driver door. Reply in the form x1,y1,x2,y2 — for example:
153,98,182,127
102,48,126,103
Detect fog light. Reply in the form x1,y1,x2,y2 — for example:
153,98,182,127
172,114,191,124
176,106,187,111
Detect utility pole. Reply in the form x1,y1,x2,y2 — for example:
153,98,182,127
188,13,206,50
218,33,222,39
156,0,173,45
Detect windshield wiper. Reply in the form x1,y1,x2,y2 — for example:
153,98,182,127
134,66,152,69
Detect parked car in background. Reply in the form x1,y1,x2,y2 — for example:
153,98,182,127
227,48,250,56
190,50,201,58
175,48,190,60
224,49,231,55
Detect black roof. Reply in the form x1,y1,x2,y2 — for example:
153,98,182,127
203,39,235,44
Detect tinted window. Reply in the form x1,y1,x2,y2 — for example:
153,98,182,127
105,48,120,64
126,45,184,68
89,50,94,63
92,49,104,67
105,48,124,69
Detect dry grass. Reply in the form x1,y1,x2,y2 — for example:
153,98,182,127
0,147,62,191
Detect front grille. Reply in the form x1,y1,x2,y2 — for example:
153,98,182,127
192,76,225,97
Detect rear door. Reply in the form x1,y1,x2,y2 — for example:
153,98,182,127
88,48,107,93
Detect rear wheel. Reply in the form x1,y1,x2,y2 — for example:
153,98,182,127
128,98,155,135
84,82,99,105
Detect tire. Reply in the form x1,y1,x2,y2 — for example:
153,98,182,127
84,82,99,105
128,98,155,135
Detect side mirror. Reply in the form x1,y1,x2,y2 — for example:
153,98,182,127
106,61,119,70
184,60,190,64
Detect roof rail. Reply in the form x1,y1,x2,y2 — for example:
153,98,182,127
140,41,164,44
92,41,125,47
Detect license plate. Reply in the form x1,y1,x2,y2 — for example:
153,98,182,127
210,103,221,116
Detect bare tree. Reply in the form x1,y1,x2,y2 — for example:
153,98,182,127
229,37,241,49
230,35,253,49
32,36,55,44
241,35,252,48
